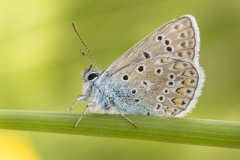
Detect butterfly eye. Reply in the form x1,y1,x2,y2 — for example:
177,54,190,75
87,73,98,81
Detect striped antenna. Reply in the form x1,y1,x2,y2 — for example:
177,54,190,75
72,22,98,70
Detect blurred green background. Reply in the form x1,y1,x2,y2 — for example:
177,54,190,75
1,0,240,159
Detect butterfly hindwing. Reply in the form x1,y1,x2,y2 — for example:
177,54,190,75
108,56,200,116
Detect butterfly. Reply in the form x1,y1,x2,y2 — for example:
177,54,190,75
67,15,205,128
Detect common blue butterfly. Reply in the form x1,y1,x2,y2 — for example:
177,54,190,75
67,15,205,128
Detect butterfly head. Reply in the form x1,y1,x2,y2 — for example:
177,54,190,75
83,65,100,82
82,65,101,97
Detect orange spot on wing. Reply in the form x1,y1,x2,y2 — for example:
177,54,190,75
165,109,172,116
183,71,188,76
183,70,196,77
176,87,185,95
161,58,169,63
172,98,181,106
174,62,182,69
184,79,191,85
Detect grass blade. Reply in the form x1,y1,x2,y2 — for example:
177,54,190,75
0,110,239,149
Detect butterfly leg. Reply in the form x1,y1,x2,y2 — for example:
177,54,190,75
117,109,138,128
65,95,87,113
74,103,94,128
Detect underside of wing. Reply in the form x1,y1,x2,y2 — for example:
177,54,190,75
100,15,200,79
108,56,201,116
98,15,205,116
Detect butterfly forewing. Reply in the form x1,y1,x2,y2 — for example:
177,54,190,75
101,16,199,78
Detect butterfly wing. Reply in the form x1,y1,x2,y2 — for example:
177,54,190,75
99,15,205,117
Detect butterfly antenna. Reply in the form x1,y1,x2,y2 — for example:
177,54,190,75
72,22,98,70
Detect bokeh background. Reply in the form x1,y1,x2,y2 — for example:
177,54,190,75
1,0,240,159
